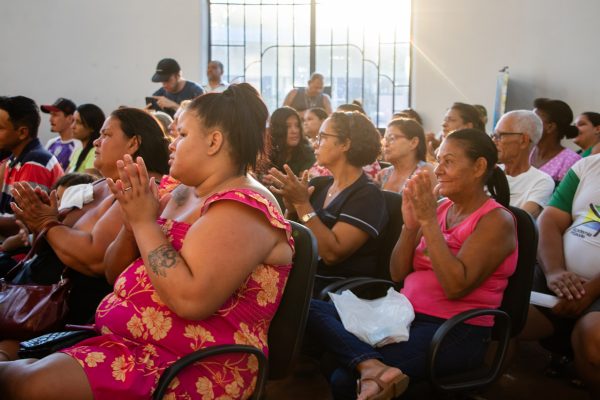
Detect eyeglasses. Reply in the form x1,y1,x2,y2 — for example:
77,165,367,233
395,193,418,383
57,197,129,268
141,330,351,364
491,131,523,141
317,132,341,145
384,134,408,144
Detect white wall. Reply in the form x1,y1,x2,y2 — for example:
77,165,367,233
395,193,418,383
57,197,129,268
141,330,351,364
0,0,206,144
411,0,600,134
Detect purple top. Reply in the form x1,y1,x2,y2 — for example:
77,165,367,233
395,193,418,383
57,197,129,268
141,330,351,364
529,147,581,182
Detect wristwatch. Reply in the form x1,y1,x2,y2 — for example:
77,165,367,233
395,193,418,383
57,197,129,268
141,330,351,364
300,211,317,224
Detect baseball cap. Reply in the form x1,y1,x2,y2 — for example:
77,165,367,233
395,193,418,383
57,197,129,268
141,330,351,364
40,98,76,115
152,58,181,82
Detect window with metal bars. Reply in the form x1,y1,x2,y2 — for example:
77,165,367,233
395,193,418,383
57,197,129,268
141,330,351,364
209,0,411,127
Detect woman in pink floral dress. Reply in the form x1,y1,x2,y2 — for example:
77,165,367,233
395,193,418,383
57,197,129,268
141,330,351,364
0,84,294,400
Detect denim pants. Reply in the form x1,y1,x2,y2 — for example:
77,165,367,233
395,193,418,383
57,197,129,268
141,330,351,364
307,299,491,400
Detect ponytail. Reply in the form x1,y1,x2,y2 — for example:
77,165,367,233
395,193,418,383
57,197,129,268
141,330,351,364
486,166,510,208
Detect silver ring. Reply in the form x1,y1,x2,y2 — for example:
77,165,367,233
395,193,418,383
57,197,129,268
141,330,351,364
123,186,133,192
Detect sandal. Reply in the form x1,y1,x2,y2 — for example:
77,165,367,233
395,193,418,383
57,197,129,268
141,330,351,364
356,367,410,400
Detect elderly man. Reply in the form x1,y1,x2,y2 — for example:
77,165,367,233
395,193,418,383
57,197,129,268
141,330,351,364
494,110,555,218
283,72,332,117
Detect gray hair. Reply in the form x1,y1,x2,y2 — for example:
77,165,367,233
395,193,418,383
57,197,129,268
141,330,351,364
497,110,543,147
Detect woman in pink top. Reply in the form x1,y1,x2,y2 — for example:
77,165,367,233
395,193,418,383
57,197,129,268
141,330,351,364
0,84,294,399
307,129,518,400
530,97,581,183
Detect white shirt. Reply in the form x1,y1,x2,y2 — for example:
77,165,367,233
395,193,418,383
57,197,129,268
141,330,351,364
560,155,600,280
505,166,554,209
202,81,229,93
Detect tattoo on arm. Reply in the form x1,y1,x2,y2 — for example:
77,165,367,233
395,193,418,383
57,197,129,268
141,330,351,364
148,244,180,277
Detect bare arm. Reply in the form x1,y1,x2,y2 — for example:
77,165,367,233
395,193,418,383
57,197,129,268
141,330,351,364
44,199,123,277
322,95,333,115
402,171,516,299
521,201,543,219
132,201,283,320
104,226,139,285
283,89,298,107
268,165,370,265
537,206,585,299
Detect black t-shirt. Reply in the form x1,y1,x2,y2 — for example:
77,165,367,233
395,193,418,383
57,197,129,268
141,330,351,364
153,80,204,116
310,173,388,279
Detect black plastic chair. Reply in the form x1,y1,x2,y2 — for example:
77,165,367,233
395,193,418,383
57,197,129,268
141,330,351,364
317,190,403,300
152,221,318,399
329,206,538,395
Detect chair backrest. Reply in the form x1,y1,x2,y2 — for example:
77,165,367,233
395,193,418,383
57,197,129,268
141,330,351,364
374,190,403,281
498,206,538,337
267,221,318,380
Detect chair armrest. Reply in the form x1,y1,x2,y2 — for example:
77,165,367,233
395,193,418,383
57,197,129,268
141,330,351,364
334,278,396,295
428,308,511,392
152,344,268,400
317,276,372,300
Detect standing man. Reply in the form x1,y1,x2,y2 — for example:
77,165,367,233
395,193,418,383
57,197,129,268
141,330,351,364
41,97,80,171
283,72,332,117
203,60,229,93
150,58,204,116
494,110,555,218
0,96,63,236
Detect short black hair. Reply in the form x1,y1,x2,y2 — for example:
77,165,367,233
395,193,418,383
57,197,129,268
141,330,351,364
186,83,269,174
450,102,485,132
0,96,41,138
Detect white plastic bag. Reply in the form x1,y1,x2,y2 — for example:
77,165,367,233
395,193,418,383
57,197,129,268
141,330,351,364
330,287,415,348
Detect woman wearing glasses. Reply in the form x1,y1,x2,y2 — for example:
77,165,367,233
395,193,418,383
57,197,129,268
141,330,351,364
268,111,388,293
375,118,436,193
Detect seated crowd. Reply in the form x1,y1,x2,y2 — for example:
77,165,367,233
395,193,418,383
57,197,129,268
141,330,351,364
0,64,598,400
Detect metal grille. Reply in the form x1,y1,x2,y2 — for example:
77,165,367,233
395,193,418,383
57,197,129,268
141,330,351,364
209,0,411,127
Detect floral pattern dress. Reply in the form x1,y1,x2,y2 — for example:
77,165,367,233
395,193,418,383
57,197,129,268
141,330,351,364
61,189,294,400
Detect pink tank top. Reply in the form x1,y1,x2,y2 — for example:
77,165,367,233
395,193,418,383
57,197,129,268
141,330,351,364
400,198,518,326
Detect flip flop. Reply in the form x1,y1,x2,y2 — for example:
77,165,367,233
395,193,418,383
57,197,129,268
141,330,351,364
356,367,410,400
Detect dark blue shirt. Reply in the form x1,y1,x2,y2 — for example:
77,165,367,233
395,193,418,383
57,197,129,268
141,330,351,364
153,80,204,116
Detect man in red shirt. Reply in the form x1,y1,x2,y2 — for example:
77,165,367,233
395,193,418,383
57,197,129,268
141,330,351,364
0,96,63,236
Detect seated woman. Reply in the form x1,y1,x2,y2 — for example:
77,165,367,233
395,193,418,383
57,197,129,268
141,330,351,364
303,107,328,144
0,84,294,400
426,102,485,163
268,111,388,292
66,103,105,176
269,106,316,177
0,108,170,361
574,112,600,158
375,118,436,193
307,129,518,400
520,154,600,398
530,97,581,183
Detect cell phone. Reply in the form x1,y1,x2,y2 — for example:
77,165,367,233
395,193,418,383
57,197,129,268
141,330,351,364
145,96,159,110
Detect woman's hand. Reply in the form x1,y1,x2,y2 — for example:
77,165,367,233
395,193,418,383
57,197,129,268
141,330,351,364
552,282,594,317
107,155,160,229
10,182,60,233
267,165,314,210
546,270,586,300
403,170,437,227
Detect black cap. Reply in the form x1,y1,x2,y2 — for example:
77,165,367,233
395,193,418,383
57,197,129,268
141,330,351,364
152,58,181,82
40,98,76,115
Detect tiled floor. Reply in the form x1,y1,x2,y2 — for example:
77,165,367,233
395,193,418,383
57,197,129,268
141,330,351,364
266,341,592,399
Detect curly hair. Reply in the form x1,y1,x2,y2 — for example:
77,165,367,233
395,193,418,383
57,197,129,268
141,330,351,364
329,111,381,167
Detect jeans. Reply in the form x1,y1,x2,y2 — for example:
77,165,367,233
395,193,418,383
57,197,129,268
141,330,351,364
307,299,491,400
